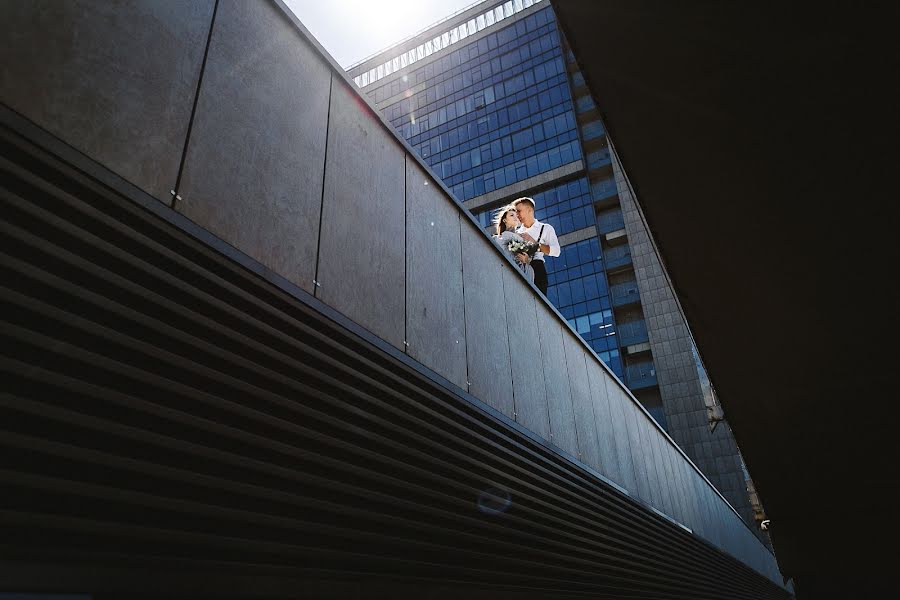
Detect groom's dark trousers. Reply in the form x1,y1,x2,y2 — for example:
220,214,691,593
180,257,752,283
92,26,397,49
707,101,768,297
532,259,548,296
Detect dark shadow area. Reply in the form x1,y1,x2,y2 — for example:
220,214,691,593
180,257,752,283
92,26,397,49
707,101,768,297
551,1,896,597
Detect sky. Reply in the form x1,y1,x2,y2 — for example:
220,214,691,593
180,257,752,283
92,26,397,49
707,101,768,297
283,0,485,68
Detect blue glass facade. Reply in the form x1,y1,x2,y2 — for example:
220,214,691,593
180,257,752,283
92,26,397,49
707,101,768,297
372,7,581,202
355,3,627,381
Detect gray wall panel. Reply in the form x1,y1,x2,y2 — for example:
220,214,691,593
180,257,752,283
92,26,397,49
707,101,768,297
730,508,742,556
672,453,690,523
706,497,719,547
691,466,710,539
722,485,737,554
688,469,709,539
670,456,689,528
405,159,467,389
745,529,759,574
461,228,515,417
178,0,331,293
622,395,651,504
502,267,550,439
683,457,701,530
705,474,722,544
316,80,406,349
603,376,638,493
585,360,623,486
646,426,670,515
676,453,696,530
0,0,215,201
733,510,747,559
663,435,688,526
643,426,665,513
565,338,601,467
636,413,663,510
535,306,578,456
685,463,704,535
713,494,727,550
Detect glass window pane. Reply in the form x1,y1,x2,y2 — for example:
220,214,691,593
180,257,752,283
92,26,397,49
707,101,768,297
576,316,590,334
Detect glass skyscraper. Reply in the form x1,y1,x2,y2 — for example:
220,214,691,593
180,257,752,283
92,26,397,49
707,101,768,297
348,0,770,539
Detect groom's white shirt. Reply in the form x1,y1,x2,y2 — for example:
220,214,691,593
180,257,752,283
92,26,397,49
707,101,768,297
517,219,560,262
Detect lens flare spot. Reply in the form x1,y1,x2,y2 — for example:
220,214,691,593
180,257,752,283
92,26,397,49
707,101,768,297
477,487,512,515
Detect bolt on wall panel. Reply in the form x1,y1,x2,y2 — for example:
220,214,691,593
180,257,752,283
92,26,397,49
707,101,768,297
405,159,468,389
178,0,331,294
0,0,216,201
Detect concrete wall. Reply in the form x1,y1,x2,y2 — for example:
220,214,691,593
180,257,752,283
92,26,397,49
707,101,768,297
0,0,216,202
0,0,783,587
177,0,332,295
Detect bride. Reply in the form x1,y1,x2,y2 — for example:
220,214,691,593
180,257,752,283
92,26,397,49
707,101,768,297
492,203,535,283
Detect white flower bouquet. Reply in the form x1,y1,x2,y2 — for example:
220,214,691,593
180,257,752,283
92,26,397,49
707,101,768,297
506,234,538,257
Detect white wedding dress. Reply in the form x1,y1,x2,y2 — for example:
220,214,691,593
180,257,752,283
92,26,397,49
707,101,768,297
493,230,535,283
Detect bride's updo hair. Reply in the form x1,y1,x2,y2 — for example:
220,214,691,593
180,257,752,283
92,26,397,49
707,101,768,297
492,203,517,237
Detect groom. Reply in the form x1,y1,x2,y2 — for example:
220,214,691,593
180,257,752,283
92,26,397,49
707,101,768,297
514,197,560,296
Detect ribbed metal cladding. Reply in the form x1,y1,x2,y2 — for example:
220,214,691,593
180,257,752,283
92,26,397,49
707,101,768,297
0,119,791,600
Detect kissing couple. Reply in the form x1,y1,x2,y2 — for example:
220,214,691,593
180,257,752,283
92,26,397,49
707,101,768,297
492,196,560,296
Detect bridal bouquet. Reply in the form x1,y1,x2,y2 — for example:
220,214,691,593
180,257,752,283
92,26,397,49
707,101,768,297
506,234,539,257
